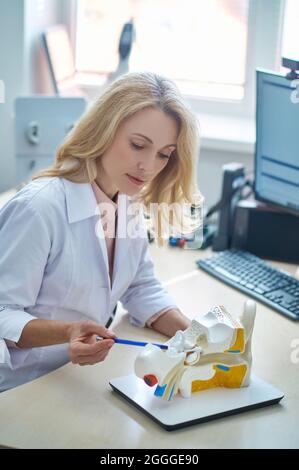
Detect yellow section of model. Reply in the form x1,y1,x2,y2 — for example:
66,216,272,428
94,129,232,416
191,364,247,393
224,328,245,353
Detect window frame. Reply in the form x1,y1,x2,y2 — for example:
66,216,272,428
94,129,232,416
65,0,286,119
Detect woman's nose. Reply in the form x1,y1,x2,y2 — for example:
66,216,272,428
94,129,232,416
137,153,157,174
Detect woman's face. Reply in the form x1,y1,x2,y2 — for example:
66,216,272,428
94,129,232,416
96,107,179,198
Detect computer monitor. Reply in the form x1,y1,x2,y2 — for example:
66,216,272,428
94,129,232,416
255,69,299,217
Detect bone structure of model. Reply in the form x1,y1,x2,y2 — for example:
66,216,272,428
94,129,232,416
134,300,256,401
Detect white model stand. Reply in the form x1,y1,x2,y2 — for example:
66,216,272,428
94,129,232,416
109,374,283,431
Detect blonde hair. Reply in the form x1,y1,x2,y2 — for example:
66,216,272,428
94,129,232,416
32,71,203,245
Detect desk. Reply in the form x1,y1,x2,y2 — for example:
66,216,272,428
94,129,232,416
0,246,298,449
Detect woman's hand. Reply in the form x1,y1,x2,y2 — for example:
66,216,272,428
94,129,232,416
67,321,117,366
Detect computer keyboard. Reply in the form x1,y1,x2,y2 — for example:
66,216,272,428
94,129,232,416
196,249,299,320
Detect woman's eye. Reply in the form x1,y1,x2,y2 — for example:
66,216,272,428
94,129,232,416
131,142,144,150
131,142,171,159
159,153,170,159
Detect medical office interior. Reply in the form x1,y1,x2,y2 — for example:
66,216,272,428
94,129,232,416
0,0,299,449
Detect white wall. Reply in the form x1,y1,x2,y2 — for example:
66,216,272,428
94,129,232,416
24,0,68,94
0,0,66,192
0,0,25,192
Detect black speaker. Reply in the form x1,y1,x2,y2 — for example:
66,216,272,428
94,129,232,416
231,199,299,263
212,162,246,251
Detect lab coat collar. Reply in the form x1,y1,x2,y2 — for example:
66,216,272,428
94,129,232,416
62,178,99,224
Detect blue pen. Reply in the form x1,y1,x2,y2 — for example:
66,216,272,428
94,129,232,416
96,336,168,350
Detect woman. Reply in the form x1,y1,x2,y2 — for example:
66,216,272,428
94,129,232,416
0,71,201,391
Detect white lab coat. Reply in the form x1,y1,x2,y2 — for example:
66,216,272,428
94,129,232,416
0,177,176,391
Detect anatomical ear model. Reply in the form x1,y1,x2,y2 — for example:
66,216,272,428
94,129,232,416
134,300,256,401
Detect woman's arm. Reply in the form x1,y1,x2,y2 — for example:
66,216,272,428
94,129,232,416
16,319,117,366
0,199,53,351
17,318,75,348
150,308,191,337
0,195,118,368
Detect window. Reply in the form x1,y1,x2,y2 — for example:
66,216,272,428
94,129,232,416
129,0,250,101
76,0,249,100
76,0,132,74
281,0,299,70
74,0,285,118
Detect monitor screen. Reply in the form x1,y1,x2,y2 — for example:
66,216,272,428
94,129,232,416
255,69,299,216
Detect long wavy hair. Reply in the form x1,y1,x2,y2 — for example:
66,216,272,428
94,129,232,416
32,71,203,244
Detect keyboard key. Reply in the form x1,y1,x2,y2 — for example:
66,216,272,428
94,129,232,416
254,288,266,294
214,267,240,282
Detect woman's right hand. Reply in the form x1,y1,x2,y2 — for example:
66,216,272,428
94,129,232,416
67,321,117,366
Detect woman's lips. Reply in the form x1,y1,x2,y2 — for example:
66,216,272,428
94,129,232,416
126,174,145,186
